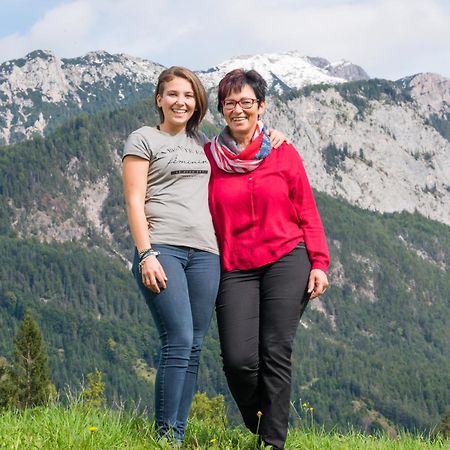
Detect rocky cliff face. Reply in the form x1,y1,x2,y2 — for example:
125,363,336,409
263,80,450,225
305,56,369,81
400,72,450,116
0,50,164,144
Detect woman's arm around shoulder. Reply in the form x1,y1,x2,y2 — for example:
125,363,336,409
268,128,290,149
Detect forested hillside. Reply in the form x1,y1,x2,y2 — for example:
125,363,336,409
0,96,449,435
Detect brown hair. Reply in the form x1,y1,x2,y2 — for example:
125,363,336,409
217,69,267,114
154,66,207,136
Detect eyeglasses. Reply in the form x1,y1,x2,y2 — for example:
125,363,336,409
221,98,259,110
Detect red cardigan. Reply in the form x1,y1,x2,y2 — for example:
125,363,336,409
204,142,330,273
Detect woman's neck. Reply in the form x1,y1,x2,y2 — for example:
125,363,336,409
233,131,253,149
158,122,186,135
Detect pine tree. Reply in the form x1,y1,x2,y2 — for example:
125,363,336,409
81,368,105,408
13,310,53,407
434,411,450,439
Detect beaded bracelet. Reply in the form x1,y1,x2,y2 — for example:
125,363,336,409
138,248,161,273
139,248,159,262
138,247,152,259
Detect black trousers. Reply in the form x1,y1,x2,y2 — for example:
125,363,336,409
216,245,311,450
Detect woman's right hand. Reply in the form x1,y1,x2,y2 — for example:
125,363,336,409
307,269,329,299
140,256,167,293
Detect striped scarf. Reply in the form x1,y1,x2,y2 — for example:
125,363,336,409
209,121,272,173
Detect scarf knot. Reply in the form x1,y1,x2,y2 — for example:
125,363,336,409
210,121,272,173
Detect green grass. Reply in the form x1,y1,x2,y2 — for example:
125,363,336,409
0,404,447,450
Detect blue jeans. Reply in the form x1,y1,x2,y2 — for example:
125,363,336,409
132,244,220,441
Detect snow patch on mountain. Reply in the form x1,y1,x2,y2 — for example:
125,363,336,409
197,51,369,90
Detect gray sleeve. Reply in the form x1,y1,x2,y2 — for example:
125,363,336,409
122,130,153,161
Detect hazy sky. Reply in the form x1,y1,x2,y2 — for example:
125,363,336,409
1,0,449,80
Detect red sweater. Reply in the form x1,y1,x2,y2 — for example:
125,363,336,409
205,142,330,273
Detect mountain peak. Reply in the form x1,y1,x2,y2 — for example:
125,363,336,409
25,49,56,61
198,51,368,91
400,72,450,116
82,50,118,64
306,55,369,81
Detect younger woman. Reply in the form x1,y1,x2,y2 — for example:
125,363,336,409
122,67,220,442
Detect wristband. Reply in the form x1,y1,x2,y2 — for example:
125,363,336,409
138,248,160,262
138,250,161,273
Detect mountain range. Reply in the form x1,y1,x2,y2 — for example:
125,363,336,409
0,49,367,145
1,50,449,226
0,49,449,435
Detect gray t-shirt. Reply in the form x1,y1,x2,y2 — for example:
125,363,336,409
123,126,218,254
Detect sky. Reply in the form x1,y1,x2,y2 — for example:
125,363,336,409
0,0,449,80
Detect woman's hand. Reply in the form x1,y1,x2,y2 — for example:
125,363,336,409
268,128,289,149
140,256,167,294
307,269,329,299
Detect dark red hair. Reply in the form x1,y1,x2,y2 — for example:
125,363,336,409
217,69,267,114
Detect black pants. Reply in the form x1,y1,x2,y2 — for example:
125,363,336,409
216,245,311,450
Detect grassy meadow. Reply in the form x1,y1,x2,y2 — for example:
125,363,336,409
0,403,447,450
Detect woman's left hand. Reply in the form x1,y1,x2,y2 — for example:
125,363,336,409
307,269,329,299
268,128,289,149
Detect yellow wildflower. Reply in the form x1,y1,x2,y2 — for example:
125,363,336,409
88,426,98,433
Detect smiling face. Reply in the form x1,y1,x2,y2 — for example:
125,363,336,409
156,77,196,134
222,84,266,147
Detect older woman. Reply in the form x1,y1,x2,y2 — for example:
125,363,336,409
204,69,330,450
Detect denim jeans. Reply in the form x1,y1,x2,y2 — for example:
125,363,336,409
132,244,220,442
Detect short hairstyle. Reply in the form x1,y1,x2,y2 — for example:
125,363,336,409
154,66,207,136
217,69,267,114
